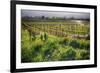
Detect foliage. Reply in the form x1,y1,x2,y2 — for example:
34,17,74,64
21,20,90,63
61,46,76,60
21,48,33,62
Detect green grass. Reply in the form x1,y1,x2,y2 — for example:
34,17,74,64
21,29,90,63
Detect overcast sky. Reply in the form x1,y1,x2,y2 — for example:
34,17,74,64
21,10,90,19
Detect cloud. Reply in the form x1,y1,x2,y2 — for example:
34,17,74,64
21,10,90,19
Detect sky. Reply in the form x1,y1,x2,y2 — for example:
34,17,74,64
21,9,90,19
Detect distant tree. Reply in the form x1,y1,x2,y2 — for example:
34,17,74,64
41,16,45,19
63,17,66,20
69,16,75,20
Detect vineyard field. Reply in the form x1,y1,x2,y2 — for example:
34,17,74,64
21,20,90,63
